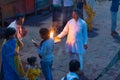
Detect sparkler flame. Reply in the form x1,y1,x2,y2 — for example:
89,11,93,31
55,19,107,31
50,31,54,39
50,27,61,43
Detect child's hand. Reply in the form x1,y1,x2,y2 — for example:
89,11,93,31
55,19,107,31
32,39,38,47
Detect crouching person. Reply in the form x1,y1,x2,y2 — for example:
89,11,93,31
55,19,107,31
61,59,89,80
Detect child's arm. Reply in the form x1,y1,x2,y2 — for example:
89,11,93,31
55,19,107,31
32,39,39,48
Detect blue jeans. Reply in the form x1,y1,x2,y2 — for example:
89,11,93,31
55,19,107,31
111,11,118,32
40,61,53,80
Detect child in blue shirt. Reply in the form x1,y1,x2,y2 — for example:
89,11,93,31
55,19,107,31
33,28,54,80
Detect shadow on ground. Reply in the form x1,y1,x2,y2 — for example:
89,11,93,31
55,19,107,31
115,73,120,80
88,27,99,38
113,35,120,44
24,13,52,27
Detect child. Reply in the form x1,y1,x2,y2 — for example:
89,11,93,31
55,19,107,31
33,28,54,80
26,56,40,80
61,59,89,80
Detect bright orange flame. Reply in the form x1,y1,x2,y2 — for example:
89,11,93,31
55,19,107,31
50,31,54,39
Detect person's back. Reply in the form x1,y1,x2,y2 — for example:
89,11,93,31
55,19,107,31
39,38,54,62
61,59,89,80
61,60,80,80
61,72,79,80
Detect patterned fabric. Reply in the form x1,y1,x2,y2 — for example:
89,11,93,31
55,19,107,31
83,4,95,31
14,55,25,77
26,65,40,80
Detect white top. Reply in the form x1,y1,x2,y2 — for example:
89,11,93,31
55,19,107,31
61,72,79,80
58,18,88,54
53,0,62,6
8,20,22,39
63,0,74,7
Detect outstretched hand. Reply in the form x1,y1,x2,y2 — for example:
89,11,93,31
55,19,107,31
84,44,88,49
54,36,61,43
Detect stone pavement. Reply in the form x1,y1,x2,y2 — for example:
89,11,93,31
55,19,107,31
1,1,120,80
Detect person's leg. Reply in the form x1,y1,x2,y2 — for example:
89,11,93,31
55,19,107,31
52,6,56,22
40,61,53,80
79,8,84,19
111,11,118,33
78,54,83,70
67,6,73,21
48,61,53,80
63,7,68,27
0,63,4,80
22,27,28,38
70,52,77,60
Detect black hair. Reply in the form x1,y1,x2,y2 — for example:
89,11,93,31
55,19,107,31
4,27,16,39
27,56,37,66
39,28,50,39
16,13,25,20
73,9,80,15
69,59,80,72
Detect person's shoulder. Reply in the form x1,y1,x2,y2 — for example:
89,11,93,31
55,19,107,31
67,19,74,24
46,38,54,44
79,18,86,24
70,19,75,21
8,20,17,28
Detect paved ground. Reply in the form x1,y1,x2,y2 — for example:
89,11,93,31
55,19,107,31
1,1,120,80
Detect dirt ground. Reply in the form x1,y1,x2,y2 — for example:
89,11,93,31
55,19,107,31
1,1,120,80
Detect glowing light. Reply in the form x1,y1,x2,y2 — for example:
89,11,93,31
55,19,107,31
54,37,61,43
49,28,61,43
50,31,54,39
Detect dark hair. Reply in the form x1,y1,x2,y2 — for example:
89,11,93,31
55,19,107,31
16,13,25,20
27,56,37,66
5,27,16,38
39,28,50,39
69,59,80,72
73,9,80,15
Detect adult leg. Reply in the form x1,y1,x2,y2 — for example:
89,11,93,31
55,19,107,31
70,53,84,70
111,11,118,36
67,6,73,21
63,7,68,27
69,52,78,60
0,63,4,80
21,27,28,38
78,54,83,70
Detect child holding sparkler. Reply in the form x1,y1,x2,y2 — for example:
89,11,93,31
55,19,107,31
33,28,54,80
